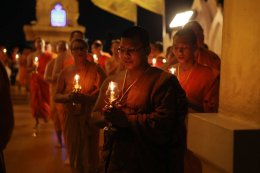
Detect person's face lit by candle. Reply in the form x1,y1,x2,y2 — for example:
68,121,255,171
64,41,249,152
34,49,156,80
71,39,88,65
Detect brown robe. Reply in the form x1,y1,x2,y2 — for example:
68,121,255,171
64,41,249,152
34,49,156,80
92,67,187,173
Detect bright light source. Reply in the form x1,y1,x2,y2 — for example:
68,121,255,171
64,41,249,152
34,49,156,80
51,3,66,27
169,10,194,28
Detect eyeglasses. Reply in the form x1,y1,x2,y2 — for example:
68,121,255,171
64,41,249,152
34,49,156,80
117,46,144,54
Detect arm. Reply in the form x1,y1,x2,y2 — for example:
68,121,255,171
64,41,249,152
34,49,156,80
44,59,55,83
54,70,71,103
26,54,35,73
0,63,14,150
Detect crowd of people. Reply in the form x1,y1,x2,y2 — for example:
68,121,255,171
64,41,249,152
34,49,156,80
0,21,221,173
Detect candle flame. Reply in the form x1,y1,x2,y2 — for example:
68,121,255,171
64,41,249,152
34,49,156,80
152,58,156,66
109,81,116,91
93,54,98,64
169,67,176,75
74,74,80,81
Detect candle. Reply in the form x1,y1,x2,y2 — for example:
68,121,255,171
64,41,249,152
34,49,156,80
162,58,167,64
93,54,98,64
73,74,82,93
106,81,120,106
15,54,19,61
34,57,39,67
34,57,39,73
109,81,116,102
3,48,7,54
169,67,176,75
152,58,157,67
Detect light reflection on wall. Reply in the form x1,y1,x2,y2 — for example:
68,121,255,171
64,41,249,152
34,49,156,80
51,3,66,27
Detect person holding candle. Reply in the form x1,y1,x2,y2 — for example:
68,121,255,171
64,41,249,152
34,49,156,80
172,28,220,113
91,40,111,71
172,28,220,173
92,26,188,173
26,37,53,132
148,41,165,68
55,38,106,173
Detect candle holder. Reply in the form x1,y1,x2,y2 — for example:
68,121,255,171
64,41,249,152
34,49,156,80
72,74,82,110
104,81,119,131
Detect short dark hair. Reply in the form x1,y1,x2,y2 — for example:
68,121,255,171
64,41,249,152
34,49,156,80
173,28,197,46
92,40,103,49
151,41,163,52
70,38,89,50
70,30,84,41
184,21,204,33
121,26,150,47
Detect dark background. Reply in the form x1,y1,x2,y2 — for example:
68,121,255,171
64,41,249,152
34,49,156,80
0,0,193,51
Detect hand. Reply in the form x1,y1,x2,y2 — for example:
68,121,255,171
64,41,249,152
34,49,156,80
103,107,129,128
69,93,86,103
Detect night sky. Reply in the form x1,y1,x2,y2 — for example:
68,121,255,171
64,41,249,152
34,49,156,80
0,0,192,51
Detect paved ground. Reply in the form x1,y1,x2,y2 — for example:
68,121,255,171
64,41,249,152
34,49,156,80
4,87,71,173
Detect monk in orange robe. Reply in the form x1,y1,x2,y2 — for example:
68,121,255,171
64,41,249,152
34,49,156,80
27,37,52,132
105,39,125,76
172,28,219,113
55,39,106,173
184,21,221,72
172,28,220,173
92,26,187,173
17,47,31,91
91,40,111,70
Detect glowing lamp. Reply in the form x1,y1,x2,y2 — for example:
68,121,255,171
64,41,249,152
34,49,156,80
51,3,66,27
169,10,194,28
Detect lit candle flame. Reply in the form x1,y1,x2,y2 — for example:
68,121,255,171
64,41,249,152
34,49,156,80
15,54,19,60
3,48,7,54
73,74,82,92
108,81,117,103
34,57,39,66
33,57,39,73
93,54,98,64
169,67,176,75
162,58,167,63
152,58,156,66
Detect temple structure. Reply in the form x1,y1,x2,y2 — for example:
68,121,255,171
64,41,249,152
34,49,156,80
23,0,85,44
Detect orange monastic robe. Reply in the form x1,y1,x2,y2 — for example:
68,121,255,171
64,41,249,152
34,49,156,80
176,63,219,113
195,47,221,72
30,53,52,120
